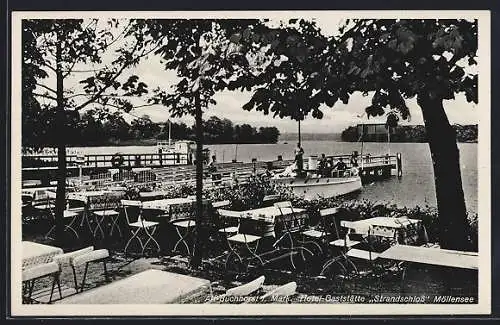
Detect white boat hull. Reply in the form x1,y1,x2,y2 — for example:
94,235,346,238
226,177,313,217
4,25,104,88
272,176,362,200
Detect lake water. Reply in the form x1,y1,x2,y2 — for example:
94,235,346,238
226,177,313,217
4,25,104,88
70,141,478,213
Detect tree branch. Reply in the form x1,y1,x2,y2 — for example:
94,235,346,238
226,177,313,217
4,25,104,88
73,41,140,111
36,82,57,94
33,92,57,101
42,61,57,73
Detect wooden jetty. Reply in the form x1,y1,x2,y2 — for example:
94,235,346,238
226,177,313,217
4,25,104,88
22,152,402,188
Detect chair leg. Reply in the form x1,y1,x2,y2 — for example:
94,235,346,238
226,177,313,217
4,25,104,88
124,228,144,255
48,275,56,303
65,215,80,240
92,215,106,239
142,226,161,255
27,280,35,303
56,274,62,300
109,216,122,237
71,265,79,293
44,225,56,240
103,260,109,282
173,226,191,255
80,263,89,293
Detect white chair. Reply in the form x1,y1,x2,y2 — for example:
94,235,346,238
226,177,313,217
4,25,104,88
122,200,160,256
207,275,265,303
214,203,239,236
45,209,82,240
273,201,313,270
217,209,264,272
22,261,61,304
322,221,378,276
53,246,110,293
170,202,197,256
259,281,297,302
299,207,340,255
262,194,280,207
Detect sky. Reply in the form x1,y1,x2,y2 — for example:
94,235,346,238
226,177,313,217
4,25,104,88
35,17,479,134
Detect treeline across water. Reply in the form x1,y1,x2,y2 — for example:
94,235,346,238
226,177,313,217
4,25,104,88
341,124,478,143
23,109,280,147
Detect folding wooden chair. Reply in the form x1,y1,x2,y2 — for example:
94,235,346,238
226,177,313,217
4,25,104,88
322,221,378,276
170,202,196,256
259,281,297,302
22,261,61,304
206,275,265,303
298,207,340,255
217,209,264,272
273,201,314,270
53,246,110,293
45,209,82,241
262,194,280,207
122,200,160,256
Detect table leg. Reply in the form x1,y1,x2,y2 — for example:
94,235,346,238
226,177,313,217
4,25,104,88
124,228,144,255
65,214,80,240
173,226,192,255
109,215,122,237
92,215,106,239
142,226,161,255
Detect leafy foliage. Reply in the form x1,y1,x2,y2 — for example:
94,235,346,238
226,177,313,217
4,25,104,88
341,124,478,143
22,19,163,149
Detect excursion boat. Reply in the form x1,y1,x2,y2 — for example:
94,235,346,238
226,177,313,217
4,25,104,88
271,156,363,200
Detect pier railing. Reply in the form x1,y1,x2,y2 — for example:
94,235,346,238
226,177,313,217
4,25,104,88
22,152,190,168
22,153,402,188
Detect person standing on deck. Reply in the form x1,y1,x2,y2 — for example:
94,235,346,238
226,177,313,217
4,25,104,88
318,153,327,177
294,143,304,174
208,155,217,173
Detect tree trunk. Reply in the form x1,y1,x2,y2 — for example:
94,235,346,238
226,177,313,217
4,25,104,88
190,92,204,267
54,40,66,247
418,93,470,251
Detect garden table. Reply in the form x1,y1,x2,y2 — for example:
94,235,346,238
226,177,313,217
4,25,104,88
138,190,171,200
141,197,196,212
342,217,426,245
379,244,478,270
67,190,113,203
67,190,125,239
56,269,212,304
379,244,478,293
217,206,310,271
22,241,63,269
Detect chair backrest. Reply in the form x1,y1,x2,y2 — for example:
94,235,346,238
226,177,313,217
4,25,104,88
53,246,94,266
226,275,265,297
260,282,297,301
319,207,340,239
121,199,142,224
87,193,121,211
217,209,243,219
31,190,53,207
212,200,231,209
274,201,293,210
169,202,195,222
340,220,371,235
262,194,280,207
319,207,339,217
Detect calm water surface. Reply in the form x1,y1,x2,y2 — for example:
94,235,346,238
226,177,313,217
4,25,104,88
70,141,478,213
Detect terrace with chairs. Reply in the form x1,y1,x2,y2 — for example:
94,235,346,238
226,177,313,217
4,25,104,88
20,183,478,304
